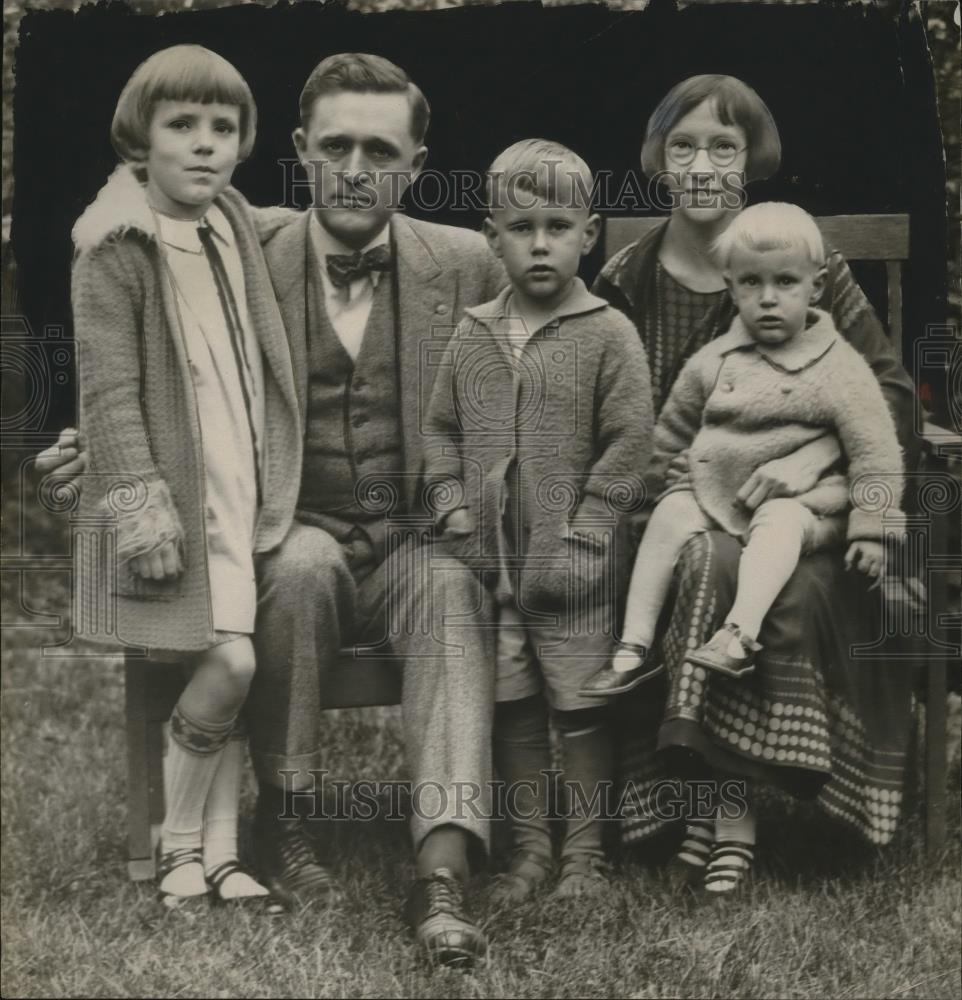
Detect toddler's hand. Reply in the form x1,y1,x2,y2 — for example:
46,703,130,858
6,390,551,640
844,540,885,588
129,539,184,581
737,451,822,510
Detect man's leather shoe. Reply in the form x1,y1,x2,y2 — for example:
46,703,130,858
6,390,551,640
578,640,664,697
403,867,486,969
253,813,340,909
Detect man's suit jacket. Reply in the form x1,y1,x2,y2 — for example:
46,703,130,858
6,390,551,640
255,209,506,515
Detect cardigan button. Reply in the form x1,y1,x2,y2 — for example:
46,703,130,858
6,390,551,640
721,382,734,392
781,385,792,394
435,303,449,315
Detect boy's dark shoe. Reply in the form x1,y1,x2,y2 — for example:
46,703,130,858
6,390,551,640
552,851,609,899
404,867,487,969
489,849,553,906
253,808,340,910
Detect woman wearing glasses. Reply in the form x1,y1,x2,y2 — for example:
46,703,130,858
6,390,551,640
589,75,918,894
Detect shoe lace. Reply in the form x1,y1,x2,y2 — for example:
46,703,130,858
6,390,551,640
276,824,318,869
423,873,464,918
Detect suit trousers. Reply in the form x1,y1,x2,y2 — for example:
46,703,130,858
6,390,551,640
247,519,496,853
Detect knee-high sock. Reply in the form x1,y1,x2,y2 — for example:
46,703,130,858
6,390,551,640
728,512,807,641
162,702,235,854
556,708,613,859
493,694,553,859
202,720,247,872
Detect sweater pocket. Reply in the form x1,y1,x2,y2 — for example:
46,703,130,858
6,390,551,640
114,561,186,601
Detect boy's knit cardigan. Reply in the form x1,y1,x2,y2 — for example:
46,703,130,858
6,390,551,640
650,308,906,543
71,165,301,651
423,280,654,608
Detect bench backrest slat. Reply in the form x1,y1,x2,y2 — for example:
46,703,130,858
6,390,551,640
603,213,909,354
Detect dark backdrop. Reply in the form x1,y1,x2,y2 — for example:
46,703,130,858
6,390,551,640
9,0,948,430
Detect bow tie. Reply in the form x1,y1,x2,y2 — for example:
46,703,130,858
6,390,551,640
325,245,392,289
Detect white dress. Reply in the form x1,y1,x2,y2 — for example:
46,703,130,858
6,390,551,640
156,206,265,634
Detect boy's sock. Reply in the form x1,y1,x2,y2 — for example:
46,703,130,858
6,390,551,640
160,702,235,896
202,721,268,899
556,707,613,873
493,694,553,863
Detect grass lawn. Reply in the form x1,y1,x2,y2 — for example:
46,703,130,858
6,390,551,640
2,562,960,999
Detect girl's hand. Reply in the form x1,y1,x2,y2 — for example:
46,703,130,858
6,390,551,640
844,539,885,588
129,540,183,581
36,428,88,478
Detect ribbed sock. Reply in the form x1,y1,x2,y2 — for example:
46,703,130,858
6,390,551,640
493,694,553,861
202,721,267,899
160,703,235,896
556,707,613,861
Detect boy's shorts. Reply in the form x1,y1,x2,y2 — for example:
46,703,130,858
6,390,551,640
495,597,615,712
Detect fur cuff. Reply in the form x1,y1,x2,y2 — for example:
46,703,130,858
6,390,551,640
847,507,907,544
99,478,185,562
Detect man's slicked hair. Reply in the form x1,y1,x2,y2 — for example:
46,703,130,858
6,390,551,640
298,53,430,144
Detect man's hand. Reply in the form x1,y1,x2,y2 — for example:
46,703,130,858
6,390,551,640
129,540,183,581
36,427,88,478
665,450,690,486
845,539,885,588
441,508,473,537
736,435,841,512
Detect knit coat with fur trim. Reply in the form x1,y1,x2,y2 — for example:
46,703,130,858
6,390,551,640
651,309,906,543
71,165,301,651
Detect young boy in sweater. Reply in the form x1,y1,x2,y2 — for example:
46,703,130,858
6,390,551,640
580,202,905,893
425,139,654,900
71,45,300,908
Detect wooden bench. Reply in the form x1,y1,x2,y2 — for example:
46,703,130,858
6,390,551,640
125,212,956,878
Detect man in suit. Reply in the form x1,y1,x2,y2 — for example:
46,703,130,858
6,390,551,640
247,54,505,966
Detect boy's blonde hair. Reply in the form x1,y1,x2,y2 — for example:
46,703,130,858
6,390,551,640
111,45,257,163
713,202,826,269
486,139,594,212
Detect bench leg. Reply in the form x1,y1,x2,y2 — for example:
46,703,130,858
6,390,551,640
147,717,166,869
924,658,947,856
124,660,155,881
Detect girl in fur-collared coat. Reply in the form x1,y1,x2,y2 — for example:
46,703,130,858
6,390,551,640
581,203,906,894
71,46,300,908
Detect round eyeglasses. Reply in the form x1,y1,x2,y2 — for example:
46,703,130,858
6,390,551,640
665,137,747,168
